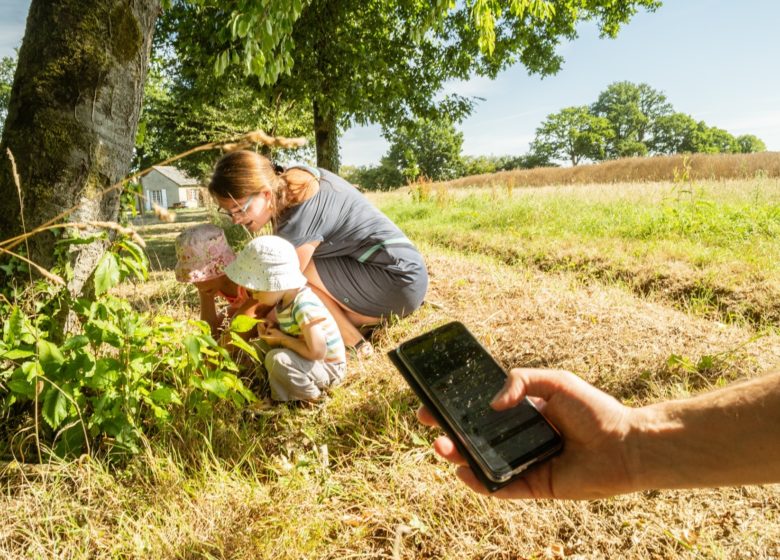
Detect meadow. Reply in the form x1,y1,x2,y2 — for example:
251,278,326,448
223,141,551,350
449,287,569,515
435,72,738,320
2,161,780,558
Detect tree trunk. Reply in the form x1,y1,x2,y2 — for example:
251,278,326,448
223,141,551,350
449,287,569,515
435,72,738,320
313,100,340,172
0,0,160,297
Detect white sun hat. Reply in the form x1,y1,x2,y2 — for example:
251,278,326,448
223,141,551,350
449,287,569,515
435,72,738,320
224,235,307,292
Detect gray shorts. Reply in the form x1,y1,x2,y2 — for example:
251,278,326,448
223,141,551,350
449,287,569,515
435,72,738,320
315,245,428,318
264,348,347,402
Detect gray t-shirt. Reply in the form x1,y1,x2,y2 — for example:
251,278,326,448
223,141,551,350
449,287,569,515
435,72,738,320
274,166,428,317
276,168,416,275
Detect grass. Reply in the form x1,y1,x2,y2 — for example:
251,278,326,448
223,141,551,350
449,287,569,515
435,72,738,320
435,151,780,190
376,177,780,326
3,172,780,558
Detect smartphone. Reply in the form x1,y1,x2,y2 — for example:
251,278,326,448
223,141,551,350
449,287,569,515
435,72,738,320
388,321,563,492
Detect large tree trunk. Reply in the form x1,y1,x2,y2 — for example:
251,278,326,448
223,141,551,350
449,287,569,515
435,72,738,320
313,100,340,172
0,0,159,297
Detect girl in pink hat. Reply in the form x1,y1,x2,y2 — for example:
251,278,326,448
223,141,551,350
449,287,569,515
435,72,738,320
174,224,257,336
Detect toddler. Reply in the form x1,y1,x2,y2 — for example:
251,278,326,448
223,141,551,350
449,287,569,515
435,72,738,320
174,224,254,336
224,235,347,402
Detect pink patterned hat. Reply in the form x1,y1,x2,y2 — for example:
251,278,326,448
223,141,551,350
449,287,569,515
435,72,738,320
175,224,236,283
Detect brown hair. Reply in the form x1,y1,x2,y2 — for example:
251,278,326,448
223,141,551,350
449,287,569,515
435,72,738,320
208,150,319,216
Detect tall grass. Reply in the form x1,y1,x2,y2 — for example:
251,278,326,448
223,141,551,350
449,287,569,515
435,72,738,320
435,151,780,190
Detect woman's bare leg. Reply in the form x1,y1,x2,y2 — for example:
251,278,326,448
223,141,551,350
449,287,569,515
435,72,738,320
302,260,381,347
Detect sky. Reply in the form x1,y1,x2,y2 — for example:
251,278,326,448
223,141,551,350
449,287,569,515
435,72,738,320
2,0,779,166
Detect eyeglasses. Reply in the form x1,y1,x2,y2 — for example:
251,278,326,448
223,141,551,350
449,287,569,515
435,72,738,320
217,194,255,218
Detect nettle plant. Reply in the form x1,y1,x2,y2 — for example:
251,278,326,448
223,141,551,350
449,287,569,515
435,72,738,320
0,231,255,460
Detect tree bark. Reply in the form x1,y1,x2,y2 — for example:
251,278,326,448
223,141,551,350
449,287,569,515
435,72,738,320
313,100,340,172
0,0,160,297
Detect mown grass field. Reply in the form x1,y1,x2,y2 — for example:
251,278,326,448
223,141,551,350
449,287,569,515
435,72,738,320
2,172,780,559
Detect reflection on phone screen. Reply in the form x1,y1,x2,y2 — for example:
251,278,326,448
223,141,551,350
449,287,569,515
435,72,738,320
399,323,559,479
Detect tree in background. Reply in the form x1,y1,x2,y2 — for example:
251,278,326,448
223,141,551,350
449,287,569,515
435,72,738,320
530,106,613,166
384,117,465,182
0,55,15,133
187,0,660,170
591,81,673,158
650,112,698,154
692,124,738,154
735,134,767,154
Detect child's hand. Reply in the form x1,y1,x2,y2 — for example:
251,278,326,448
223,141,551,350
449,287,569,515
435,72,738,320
259,327,288,347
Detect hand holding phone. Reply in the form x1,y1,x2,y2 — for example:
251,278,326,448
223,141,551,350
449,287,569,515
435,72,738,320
389,321,563,492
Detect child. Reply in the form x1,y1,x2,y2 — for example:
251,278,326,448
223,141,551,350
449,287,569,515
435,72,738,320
174,224,254,336
224,235,347,402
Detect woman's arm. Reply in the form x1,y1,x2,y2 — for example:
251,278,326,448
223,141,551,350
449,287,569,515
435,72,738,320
295,242,319,272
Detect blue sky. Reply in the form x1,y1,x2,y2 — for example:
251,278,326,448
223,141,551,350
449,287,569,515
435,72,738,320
3,0,779,166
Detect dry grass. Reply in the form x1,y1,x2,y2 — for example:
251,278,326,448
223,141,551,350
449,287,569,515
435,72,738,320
436,152,780,190
2,220,780,558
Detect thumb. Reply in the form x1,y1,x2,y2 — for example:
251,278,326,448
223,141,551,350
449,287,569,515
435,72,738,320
490,368,528,410
490,368,571,410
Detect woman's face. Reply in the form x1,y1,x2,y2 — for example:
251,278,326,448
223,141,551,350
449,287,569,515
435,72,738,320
215,190,273,232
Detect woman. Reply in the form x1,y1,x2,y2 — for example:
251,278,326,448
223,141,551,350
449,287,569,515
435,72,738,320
208,150,428,355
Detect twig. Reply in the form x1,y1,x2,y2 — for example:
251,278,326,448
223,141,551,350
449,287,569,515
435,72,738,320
0,246,65,285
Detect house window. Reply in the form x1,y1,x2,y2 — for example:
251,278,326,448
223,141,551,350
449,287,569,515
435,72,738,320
148,190,163,205
186,188,199,201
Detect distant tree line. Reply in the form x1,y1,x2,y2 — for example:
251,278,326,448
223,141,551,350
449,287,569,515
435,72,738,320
531,81,766,166
344,80,767,191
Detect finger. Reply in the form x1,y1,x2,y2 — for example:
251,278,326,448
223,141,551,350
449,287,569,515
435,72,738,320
457,467,540,500
432,436,469,466
454,467,491,496
491,368,574,410
416,406,439,427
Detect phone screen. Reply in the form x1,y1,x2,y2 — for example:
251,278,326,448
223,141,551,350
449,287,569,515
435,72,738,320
397,322,561,482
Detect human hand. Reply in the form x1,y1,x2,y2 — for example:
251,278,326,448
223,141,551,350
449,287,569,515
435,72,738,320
417,368,637,500
259,327,289,347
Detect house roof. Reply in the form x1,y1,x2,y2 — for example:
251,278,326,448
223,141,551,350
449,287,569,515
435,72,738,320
150,166,200,186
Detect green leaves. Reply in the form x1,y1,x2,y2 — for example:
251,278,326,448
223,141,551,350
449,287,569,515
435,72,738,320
42,382,72,430
94,252,121,296
230,314,263,333
0,241,256,461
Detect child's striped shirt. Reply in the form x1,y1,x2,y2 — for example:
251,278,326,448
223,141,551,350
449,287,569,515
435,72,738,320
276,287,346,363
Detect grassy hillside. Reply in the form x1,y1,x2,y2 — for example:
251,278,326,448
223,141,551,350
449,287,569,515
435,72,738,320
435,152,780,190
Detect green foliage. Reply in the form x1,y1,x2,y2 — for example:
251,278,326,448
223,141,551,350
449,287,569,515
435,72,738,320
528,81,765,163
651,112,699,154
531,106,613,166
161,0,659,167
340,162,404,192
135,18,313,178
384,117,465,182
735,134,767,154
591,81,673,158
0,232,255,460
0,55,15,133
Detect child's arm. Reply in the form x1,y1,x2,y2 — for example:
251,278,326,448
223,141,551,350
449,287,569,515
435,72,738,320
260,318,327,361
197,287,222,336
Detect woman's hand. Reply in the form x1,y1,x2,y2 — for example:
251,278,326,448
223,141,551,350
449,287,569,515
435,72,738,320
417,368,637,500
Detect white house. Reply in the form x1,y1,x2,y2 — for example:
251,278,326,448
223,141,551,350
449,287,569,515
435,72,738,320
141,166,202,210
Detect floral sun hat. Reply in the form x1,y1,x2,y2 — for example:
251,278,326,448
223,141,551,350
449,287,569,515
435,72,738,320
224,235,307,292
174,224,236,283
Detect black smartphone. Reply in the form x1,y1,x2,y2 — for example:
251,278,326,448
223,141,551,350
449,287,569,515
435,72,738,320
388,321,563,492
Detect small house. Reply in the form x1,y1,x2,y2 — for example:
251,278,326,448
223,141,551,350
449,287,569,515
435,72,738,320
141,166,202,210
